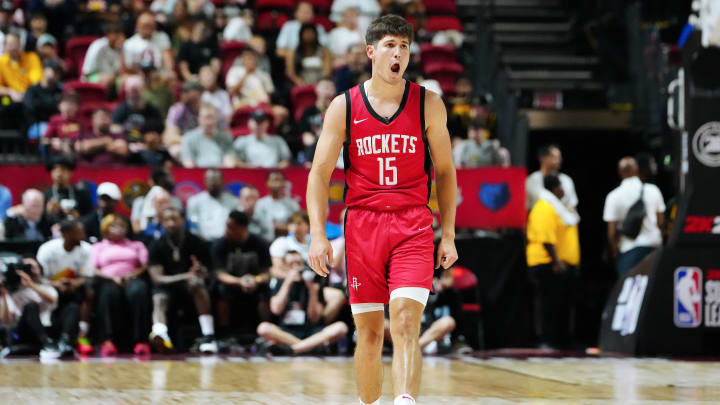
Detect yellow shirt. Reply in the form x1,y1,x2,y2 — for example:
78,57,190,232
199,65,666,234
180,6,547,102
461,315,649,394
0,52,43,93
526,199,580,267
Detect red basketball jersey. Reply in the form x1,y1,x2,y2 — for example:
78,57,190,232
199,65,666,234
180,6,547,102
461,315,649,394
343,80,431,211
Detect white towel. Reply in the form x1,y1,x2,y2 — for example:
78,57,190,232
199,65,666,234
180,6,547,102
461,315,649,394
539,189,580,226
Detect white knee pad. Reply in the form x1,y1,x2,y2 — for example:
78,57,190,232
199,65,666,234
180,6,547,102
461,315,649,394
351,303,385,315
390,287,430,307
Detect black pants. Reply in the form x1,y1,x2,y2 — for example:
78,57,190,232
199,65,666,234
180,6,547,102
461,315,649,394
96,277,150,344
529,264,575,349
14,301,80,347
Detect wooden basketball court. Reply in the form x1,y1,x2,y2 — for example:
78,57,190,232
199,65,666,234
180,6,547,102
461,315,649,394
0,354,718,404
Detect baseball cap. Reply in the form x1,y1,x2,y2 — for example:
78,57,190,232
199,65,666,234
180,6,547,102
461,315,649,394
250,109,269,121
36,33,57,48
97,182,121,200
0,1,13,12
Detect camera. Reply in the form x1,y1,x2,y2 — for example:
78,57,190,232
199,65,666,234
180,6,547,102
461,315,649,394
1,262,31,293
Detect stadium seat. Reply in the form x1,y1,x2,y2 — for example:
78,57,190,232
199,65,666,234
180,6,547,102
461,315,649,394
220,41,247,81
305,0,332,15
420,44,457,71
255,0,295,11
314,15,334,32
424,62,463,96
256,11,291,34
63,81,109,103
290,84,317,122
64,36,99,79
423,0,457,15
78,101,117,128
425,16,463,32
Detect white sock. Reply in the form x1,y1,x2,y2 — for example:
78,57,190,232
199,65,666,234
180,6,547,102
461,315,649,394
199,314,215,336
394,394,416,405
79,321,90,337
359,398,380,405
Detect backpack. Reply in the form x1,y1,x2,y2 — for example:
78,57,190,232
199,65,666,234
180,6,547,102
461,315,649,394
620,184,646,239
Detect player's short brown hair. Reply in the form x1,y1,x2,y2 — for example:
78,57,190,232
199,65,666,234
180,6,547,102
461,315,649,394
365,14,414,46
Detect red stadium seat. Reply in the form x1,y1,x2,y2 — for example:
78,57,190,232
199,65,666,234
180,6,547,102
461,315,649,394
64,81,109,103
425,16,463,32
423,0,457,15
419,44,457,72
219,41,247,81
306,0,332,14
256,11,291,34
290,84,317,122
78,101,117,128
424,62,463,96
314,15,334,32
255,0,295,10
64,36,99,79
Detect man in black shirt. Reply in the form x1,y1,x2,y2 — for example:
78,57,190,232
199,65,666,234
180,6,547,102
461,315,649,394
256,250,348,355
148,207,217,353
111,76,163,143
177,19,220,81
43,156,94,224
23,59,63,138
210,210,271,338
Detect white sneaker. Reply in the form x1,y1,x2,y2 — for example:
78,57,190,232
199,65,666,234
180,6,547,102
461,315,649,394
199,336,218,354
423,340,438,355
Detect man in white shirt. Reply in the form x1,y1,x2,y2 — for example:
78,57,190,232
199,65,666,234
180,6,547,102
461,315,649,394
123,12,174,75
603,157,666,276
81,22,125,90
233,109,291,168
526,144,578,210
328,7,364,63
226,47,275,109
275,2,328,57
254,171,300,240
330,0,380,33
186,169,241,241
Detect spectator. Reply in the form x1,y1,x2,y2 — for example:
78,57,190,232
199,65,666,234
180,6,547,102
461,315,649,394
238,185,272,242
269,211,311,275
128,120,176,167
164,80,203,153
23,58,62,140
276,2,328,58
92,214,151,356
81,21,126,91
74,108,130,166
25,13,48,53
233,109,291,168
453,119,506,168
178,19,220,81
0,2,27,55
186,168,241,241
0,33,42,129
297,78,336,166
130,166,181,234
148,207,218,353
526,173,580,349
27,0,76,42
286,23,332,86
3,189,52,241
199,65,231,126
180,103,235,168
222,8,253,42
526,144,578,210
0,256,71,358
35,34,63,68
81,182,121,243
123,11,174,77
142,62,175,119
112,75,163,143
330,0,380,33
137,188,172,242
43,156,94,221
256,250,348,355
328,7,363,64
248,35,272,75
254,171,300,240
603,157,666,277
42,92,81,158
210,210,271,338
226,47,274,110
334,42,370,93
36,219,94,355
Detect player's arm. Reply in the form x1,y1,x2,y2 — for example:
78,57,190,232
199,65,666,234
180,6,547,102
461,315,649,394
306,94,346,277
425,90,459,269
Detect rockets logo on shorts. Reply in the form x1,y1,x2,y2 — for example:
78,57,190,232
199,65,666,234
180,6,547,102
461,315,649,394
674,267,703,328
351,277,362,292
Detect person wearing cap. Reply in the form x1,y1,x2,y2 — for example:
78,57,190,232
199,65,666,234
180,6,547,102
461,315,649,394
81,21,126,91
180,102,235,168
0,33,41,129
164,79,203,155
75,107,129,166
81,182,121,243
42,92,81,158
35,33,64,70
23,58,63,139
43,156,94,223
233,109,291,168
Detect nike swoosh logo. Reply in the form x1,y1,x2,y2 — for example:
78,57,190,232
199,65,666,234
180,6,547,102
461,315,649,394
354,118,368,124
418,225,431,231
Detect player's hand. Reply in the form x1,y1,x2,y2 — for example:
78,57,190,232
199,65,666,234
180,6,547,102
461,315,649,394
435,237,458,269
308,236,332,277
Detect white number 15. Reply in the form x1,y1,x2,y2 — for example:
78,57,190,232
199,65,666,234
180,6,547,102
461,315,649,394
377,157,397,186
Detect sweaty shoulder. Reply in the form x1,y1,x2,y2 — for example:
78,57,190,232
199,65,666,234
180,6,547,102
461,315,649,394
423,88,447,127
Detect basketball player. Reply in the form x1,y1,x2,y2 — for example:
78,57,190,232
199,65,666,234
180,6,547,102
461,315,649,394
306,15,458,405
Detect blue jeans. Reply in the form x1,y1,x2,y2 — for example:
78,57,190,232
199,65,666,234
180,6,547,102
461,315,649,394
616,246,656,277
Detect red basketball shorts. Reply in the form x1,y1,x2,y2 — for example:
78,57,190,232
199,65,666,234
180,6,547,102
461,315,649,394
344,205,435,304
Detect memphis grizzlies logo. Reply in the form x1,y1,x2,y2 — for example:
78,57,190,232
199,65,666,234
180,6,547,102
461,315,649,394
478,183,510,211
674,267,703,328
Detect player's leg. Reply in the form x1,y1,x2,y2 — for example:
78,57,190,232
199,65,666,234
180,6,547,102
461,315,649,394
353,308,386,404
256,322,302,346
291,321,349,354
388,294,426,401
418,316,456,349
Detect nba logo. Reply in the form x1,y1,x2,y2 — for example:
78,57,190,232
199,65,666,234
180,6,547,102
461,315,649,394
674,267,703,328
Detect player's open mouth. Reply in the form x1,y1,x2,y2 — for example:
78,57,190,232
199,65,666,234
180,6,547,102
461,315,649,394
391,63,400,73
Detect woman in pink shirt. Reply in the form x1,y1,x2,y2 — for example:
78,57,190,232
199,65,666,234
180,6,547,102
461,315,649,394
92,214,151,356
